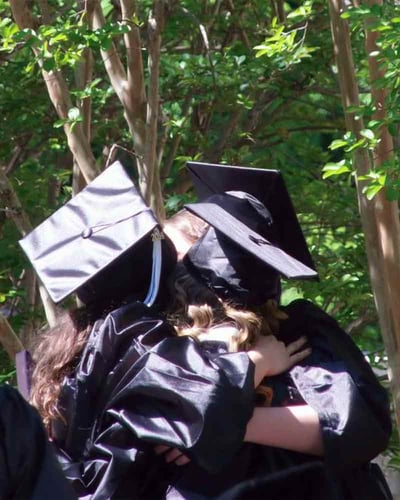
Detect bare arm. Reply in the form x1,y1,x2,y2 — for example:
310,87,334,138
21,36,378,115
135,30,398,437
244,405,324,456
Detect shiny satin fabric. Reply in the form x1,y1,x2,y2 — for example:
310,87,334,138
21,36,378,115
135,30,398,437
52,301,255,499
19,161,160,304
166,300,392,500
0,385,75,500
186,161,317,272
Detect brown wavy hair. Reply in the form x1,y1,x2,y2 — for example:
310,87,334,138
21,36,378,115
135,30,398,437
29,309,91,431
168,263,287,352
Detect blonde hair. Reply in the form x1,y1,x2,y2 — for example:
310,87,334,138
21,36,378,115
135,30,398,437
168,263,287,352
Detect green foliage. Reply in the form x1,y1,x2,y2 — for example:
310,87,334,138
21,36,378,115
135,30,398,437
322,2,400,202
254,4,318,68
1,12,132,72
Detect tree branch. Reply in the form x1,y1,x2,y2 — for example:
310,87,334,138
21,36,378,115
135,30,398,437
72,0,96,193
161,93,193,180
145,0,165,218
92,2,127,98
120,0,146,111
93,0,148,195
0,314,24,360
10,0,98,183
204,107,242,162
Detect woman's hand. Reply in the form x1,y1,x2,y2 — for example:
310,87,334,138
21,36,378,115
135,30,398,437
247,335,311,387
154,445,191,466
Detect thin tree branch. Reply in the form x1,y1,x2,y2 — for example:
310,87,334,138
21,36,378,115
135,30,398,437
5,146,24,175
161,93,192,179
0,313,24,360
204,107,242,162
179,6,218,90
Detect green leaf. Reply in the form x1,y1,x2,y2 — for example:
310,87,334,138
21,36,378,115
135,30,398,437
322,163,351,179
345,138,366,152
363,183,384,200
53,119,66,128
360,129,375,140
329,139,348,150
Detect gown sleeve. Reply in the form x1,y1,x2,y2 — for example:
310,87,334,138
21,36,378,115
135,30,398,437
278,299,392,471
53,301,255,497
0,385,76,500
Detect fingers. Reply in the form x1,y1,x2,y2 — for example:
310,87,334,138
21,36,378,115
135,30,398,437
164,447,184,463
154,444,170,455
289,347,312,366
175,454,191,466
286,336,307,355
154,445,191,466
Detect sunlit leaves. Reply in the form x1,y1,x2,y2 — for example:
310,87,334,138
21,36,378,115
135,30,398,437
322,160,351,179
254,20,318,70
1,16,131,72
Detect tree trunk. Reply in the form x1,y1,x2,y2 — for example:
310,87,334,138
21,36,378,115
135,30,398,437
328,0,400,429
364,0,400,425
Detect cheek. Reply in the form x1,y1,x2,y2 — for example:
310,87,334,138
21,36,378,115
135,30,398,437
164,226,194,260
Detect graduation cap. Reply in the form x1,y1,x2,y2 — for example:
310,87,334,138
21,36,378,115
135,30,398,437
187,161,316,272
183,162,317,305
19,161,176,308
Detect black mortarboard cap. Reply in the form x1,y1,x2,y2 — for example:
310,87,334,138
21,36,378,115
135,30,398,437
183,162,317,305
19,161,176,307
186,161,316,272
184,191,316,305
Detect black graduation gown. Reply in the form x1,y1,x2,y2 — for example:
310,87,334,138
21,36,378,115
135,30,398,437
52,301,255,499
165,299,392,500
0,384,75,500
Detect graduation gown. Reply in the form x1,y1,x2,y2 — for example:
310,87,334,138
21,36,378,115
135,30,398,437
0,385,75,500
52,301,255,499
165,299,392,500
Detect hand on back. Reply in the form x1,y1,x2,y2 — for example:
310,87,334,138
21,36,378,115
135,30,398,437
248,335,311,384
